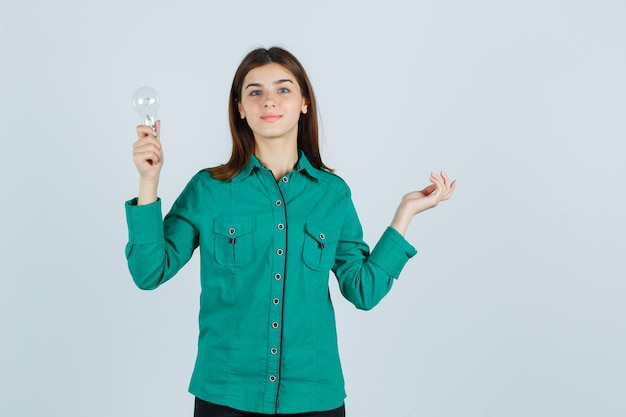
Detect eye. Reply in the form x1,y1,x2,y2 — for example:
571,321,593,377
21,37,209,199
278,87,290,93
250,90,262,96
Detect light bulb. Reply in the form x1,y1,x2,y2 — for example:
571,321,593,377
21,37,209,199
132,86,160,131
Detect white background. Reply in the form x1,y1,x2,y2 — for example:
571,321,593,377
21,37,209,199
1,1,625,416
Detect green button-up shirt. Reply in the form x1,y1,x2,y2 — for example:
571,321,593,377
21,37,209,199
125,152,417,414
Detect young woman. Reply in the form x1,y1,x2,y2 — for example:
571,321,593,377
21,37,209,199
126,47,456,417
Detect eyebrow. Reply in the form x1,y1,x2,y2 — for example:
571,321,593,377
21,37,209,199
244,79,294,89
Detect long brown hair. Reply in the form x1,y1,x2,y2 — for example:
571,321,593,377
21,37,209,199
208,47,332,181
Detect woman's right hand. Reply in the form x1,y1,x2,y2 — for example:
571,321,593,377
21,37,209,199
133,120,163,181
133,120,162,205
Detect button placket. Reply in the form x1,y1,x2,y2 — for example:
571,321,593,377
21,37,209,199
267,186,287,397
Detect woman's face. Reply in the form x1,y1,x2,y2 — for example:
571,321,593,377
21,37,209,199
238,63,308,144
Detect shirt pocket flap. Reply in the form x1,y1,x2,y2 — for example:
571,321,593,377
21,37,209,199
304,221,339,245
213,217,256,267
213,217,256,239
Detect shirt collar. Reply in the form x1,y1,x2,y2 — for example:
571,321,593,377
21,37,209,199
232,150,323,182
232,155,263,182
294,150,322,180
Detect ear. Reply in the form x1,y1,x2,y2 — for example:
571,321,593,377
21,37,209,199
301,98,308,115
237,101,246,119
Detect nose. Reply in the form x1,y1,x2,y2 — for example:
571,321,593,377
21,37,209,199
263,92,277,108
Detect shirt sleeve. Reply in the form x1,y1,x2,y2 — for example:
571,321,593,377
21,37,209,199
124,179,201,290
332,191,417,310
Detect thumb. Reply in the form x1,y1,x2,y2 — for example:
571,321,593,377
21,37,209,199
155,120,161,139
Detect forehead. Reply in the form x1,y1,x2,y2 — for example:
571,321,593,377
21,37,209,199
243,62,298,86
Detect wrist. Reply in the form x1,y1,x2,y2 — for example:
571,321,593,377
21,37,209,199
390,207,412,237
138,177,159,205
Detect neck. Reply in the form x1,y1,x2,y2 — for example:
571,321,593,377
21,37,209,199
254,138,299,181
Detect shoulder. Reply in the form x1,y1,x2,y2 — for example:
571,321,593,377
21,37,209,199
185,168,235,188
174,169,224,205
191,168,219,183
313,169,352,198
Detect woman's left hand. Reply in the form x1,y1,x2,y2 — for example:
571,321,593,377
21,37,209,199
401,171,456,214
390,171,456,235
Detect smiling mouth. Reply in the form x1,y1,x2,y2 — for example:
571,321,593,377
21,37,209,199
261,114,282,122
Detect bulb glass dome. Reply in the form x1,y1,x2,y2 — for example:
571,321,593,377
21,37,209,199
132,86,160,130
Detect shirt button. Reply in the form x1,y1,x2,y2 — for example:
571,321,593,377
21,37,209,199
277,223,285,230
276,249,284,256
282,177,289,183
273,298,280,305
269,375,276,382
274,273,282,280
275,200,282,206
272,322,279,329
270,348,278,355
229,228,236,235
319,233,325,240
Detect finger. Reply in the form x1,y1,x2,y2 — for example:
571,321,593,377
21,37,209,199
134,143,162,162
437,171,454,195
443,179,457,200
429,172,444,196
439,179,456,201
441,171,451,188
133,144,161,161
430,171,445,184
136,124,155,138
134,142,162,158
134,146,161,161
421,183,436,196
134,135,162,150
135,149,162,166
439,175,450,197
155,120,161,139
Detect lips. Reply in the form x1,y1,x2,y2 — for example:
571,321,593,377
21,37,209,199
261,114,282,122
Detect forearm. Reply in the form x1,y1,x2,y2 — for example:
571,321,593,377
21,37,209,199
126,241,168,290
335,227,417,310
138,177,159,205
390,206,412,237
125,198,198,290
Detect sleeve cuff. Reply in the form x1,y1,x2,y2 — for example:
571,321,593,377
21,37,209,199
125,198,164,244
368,227,418,278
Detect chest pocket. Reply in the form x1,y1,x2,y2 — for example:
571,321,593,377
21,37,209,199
213,217,255,267
303,221,340,271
